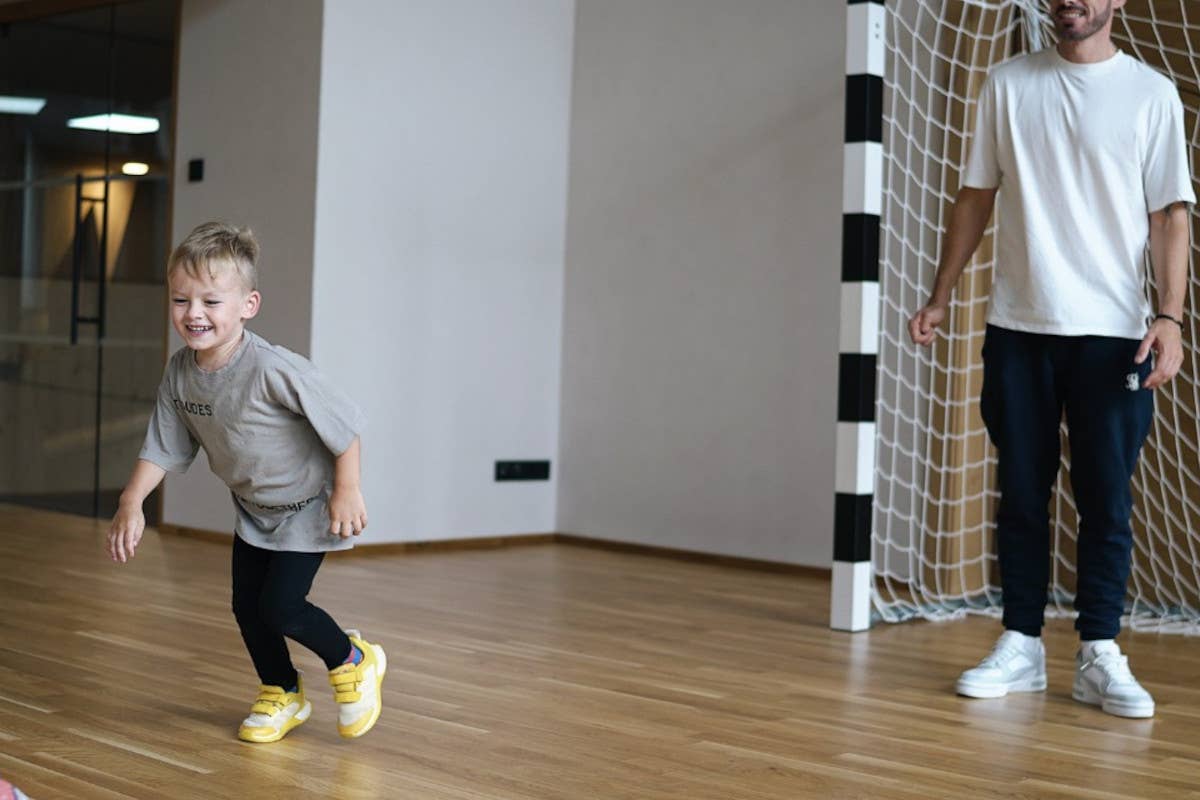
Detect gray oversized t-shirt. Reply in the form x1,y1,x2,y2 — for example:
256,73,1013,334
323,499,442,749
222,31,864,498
139,329,365,552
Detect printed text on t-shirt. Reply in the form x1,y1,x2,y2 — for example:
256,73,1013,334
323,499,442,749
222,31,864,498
174,398,213,417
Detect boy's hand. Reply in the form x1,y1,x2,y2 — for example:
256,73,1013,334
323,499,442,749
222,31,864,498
108,502,145,563
329,486,368,538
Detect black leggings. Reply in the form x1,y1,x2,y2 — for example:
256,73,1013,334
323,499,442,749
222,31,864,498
231,535,351,688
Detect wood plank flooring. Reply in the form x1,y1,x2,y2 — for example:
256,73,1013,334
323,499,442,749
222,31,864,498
1,504,1198,799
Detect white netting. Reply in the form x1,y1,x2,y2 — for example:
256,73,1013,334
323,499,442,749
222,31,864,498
873,0,1200,633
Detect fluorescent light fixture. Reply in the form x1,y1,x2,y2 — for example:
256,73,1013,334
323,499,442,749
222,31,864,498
121,162,149,176
67,113,159,134
0,96,47,115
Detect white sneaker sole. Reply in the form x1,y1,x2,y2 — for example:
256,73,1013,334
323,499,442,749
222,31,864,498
1072,683,1155,718
956,674,1046,699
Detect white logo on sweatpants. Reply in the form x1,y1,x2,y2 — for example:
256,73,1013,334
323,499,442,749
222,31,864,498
1125,373,1140,391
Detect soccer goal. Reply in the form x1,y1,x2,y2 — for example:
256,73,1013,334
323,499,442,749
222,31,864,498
833,0,1200,634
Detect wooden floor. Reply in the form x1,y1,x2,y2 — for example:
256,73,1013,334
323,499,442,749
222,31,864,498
1,506,1199,799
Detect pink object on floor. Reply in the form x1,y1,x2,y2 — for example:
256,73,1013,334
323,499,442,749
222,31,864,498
0,776,29,800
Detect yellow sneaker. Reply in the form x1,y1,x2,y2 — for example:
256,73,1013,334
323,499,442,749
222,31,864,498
328,630,387,739
237,675,312,743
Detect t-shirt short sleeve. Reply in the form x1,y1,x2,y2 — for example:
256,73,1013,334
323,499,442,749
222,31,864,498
1143,91,1196,213
266,363,365,457
962,75,1001,189
138,370,200,472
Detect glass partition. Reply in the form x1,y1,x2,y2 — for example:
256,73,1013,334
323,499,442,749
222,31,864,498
0,1,176,519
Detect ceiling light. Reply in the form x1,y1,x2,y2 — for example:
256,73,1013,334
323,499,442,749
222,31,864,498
121,162,149,176
0,96,47,115
67,113,160,134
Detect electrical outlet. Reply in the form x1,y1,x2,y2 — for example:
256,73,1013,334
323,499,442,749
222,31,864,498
495,460,551,482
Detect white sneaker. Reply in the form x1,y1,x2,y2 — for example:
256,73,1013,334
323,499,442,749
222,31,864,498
956,630,1047,698
1073,641,1155,718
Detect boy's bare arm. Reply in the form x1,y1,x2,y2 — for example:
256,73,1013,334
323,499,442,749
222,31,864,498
330,437,368,538
108,459,167,563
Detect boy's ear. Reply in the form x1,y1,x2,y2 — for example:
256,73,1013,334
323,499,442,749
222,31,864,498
242,290,262,320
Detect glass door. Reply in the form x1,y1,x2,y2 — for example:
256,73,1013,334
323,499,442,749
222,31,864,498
0,1,176,519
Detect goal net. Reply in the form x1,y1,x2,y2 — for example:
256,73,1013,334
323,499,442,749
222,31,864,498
873,0,1200,633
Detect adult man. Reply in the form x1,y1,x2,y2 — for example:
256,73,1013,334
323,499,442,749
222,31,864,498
909,0,1193,718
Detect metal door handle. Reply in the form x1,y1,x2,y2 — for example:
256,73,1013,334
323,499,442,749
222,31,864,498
70,173,82,345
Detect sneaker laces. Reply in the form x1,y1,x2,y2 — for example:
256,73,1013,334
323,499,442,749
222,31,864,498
1090,652,1136,687
979,643,1025,669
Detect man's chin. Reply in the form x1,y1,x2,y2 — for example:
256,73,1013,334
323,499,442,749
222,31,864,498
1056,21,1082,39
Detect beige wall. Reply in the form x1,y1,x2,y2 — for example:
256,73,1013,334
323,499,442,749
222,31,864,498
556,0,845,566
311,0,575,542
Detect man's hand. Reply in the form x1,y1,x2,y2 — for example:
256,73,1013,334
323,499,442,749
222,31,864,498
909,187,996,346
108,502,145,563
909,301,949,346
1136,318,1185,390
329,486,368,538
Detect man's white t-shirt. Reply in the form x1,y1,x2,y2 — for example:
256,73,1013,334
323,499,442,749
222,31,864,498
963,47,1195,339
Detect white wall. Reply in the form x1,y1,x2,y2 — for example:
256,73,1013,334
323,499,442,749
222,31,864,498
556,0,844,566
165,0,324,533
310,0,574,541
164,0,840,561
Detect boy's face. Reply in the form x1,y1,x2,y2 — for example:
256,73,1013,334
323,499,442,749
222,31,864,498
168,264,260,356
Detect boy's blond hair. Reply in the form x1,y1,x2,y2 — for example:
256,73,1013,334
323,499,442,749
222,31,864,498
168,221,259,291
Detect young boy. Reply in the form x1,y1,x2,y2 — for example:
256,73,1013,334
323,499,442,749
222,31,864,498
107,221,386,743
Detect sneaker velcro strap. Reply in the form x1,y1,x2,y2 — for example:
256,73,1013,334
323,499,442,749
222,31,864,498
251,686,288,715
329,668,363,702
329,670,361,687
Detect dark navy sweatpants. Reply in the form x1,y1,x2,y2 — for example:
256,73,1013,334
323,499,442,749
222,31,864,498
980,324,1154,640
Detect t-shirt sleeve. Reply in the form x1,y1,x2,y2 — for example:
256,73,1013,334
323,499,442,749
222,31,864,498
268,363,365,456
1143,90,1196,213
138,370,200,473
962,75,1001,190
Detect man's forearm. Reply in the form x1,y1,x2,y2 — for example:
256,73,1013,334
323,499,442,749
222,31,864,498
1150,203,1190,319
929,187,997,304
